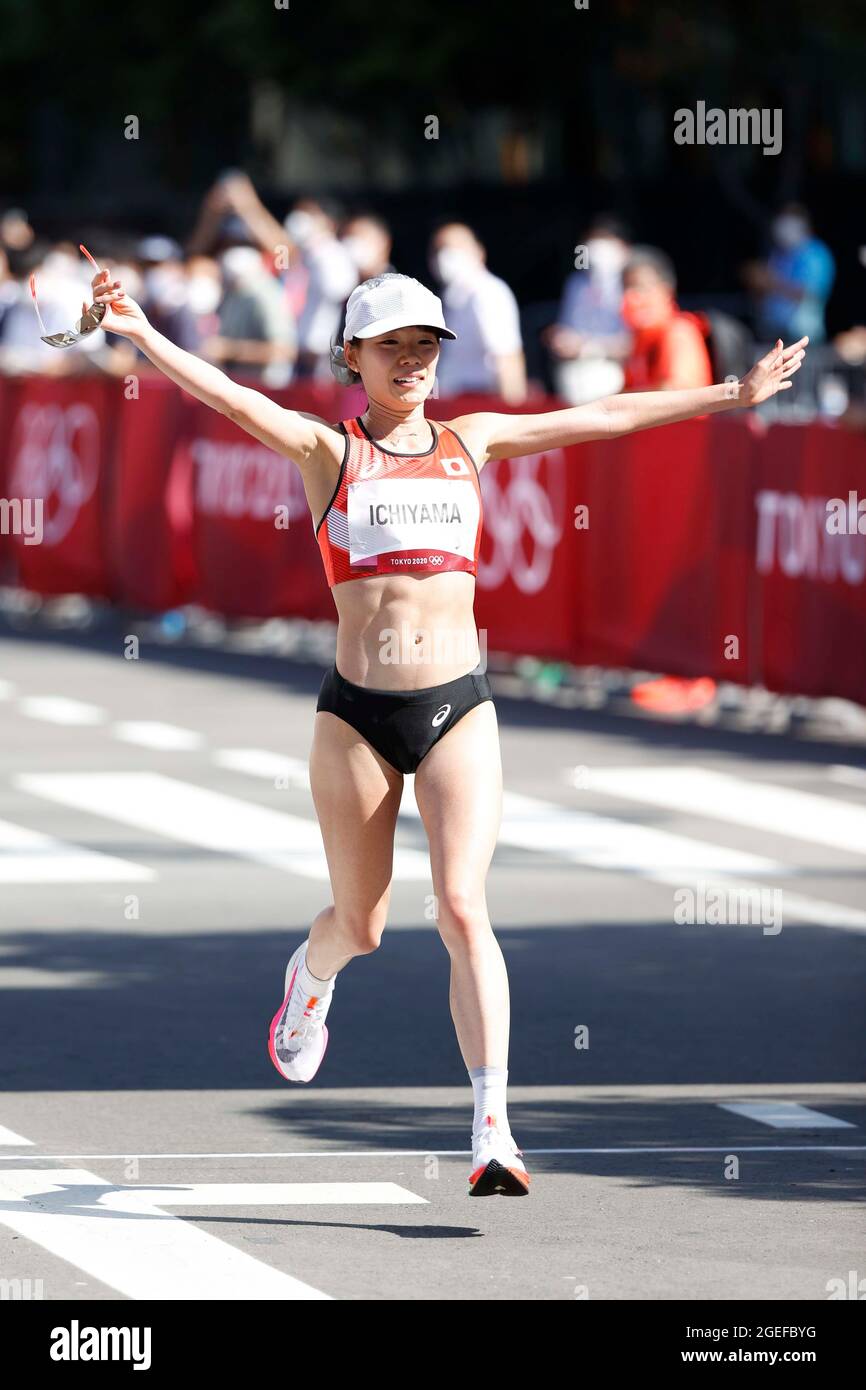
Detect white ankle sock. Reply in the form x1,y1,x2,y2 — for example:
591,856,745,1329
469,1065,510,1137
298,942,335,995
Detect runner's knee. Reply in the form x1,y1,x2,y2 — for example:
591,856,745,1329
338,906,387,955
436,887,488,943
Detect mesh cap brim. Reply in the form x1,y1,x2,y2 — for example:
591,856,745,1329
351,315,457,341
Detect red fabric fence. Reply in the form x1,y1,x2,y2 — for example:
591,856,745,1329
1,375,864,702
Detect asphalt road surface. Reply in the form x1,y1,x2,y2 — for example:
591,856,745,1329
1,624,864,1302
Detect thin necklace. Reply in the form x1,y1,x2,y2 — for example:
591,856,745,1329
363,413,427,444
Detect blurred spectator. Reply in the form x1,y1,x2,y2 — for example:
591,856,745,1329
744,203,836,345
340,214,394,281
621,246,713,390
135,235,201,355
831,323,866,428
0,207,35,252
0,241,100,375
336,212,395,343
283,197,358,380
204,244,296,387
544,213,631,404
190,171,309,319
429,222,526,402
191,174,358,381
0,243,15,338
187,174,257,257
184,254,223,341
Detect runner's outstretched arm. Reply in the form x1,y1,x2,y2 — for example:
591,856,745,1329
463,336,809,464
89,266,331,465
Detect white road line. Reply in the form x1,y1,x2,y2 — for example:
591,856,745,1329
401,778,786,875
10,766,865,925
211,760,866,927
0,816,154,885
18,696,105,726
112,721,204,751
214,748,310,788
532,769,866,929
584,765,866,856
650,876,866,932
830,765,866,790
0,680,14,700
15,772,431,882
498,789,785,875
0,1125,33,1146
232,756,773,875
0,1169,332,1301
518,798,866,930
101,1182,427,1207
1,1147,863,1161
717,1101,856,1130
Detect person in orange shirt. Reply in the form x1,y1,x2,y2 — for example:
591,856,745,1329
620,246,718,714
621,246,713,390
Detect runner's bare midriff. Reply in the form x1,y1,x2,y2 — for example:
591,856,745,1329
331,570,481,689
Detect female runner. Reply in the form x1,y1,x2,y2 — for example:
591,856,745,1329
90,264,807,1196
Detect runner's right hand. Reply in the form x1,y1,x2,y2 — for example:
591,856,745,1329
89,266,150,338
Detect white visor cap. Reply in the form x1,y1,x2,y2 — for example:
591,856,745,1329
343,275,457,341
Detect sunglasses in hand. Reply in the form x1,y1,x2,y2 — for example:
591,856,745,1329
29,243,107,348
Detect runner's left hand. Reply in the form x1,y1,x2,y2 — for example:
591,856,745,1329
739,336,809,406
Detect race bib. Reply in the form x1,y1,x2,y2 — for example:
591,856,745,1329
346,478,480,563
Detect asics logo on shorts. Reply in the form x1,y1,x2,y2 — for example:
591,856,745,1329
431,703,452,727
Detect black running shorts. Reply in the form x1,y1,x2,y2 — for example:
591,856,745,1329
316,664,493,774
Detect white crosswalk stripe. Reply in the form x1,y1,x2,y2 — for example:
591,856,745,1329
4,759,865,922
0,815,154,884
584,765,866,856
0,1168,336,1300
430,782,866,930
15,771,432,881
717,1102,856,1130
112,721,204,750
830,765,866,791
18,696,106,726
0,1124,34,1146
214,748,310,788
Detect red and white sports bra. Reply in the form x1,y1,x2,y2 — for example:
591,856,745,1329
315,416,484,588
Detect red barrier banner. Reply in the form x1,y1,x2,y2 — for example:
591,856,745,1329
753,421,866,702
570,414,757,683
3,375,117,597
185,382,344,621
1,376,865,704
110,377,195,612
0,377,21,583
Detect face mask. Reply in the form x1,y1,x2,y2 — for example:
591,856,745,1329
110,264,144,300
432,247,477,285
586,238,628,278
285,209,317,247
772,215,807,250
40,250,80,281
219,247,263,284
187,275,222,316
342,236,376,270
143,267,187,308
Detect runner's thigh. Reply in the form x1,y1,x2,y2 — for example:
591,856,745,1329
412,700,503,926
309,710,404,940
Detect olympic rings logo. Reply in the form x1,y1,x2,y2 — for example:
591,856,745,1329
8,402,100,547
477,450,567,594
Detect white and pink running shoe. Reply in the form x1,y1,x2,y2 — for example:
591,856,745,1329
267,940,334,1083
468,1114,530,1196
